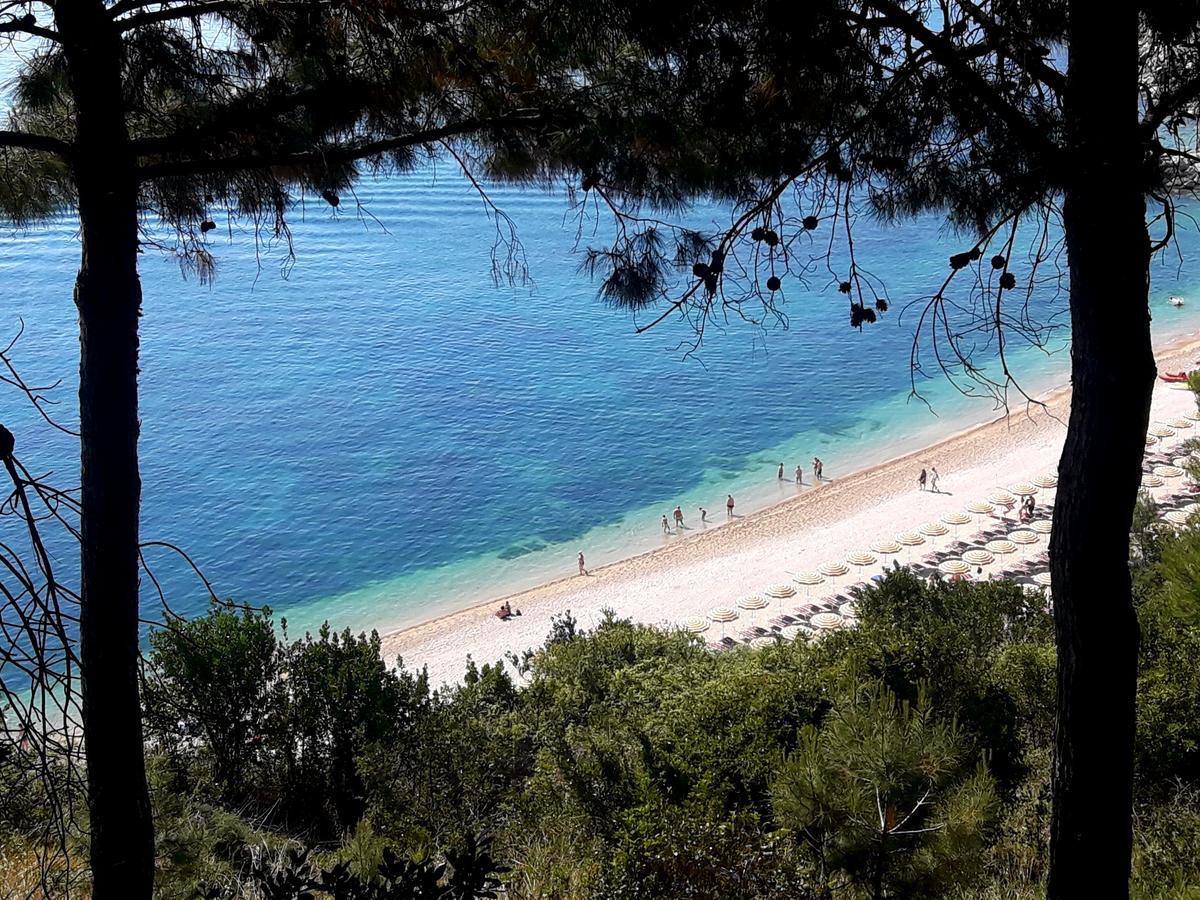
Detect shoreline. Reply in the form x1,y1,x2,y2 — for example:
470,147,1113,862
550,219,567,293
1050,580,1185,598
379,330,1200,685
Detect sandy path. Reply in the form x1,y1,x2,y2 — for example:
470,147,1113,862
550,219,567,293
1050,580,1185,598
379,335,1200,686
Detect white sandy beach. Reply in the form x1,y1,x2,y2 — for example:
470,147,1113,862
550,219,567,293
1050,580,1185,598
380,334,1200,686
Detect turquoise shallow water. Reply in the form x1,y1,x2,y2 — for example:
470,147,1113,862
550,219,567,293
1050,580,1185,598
3,171,1200,637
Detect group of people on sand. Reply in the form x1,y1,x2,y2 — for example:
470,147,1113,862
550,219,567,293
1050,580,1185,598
917,465,941,492
778,457,825,485
494,600,521,620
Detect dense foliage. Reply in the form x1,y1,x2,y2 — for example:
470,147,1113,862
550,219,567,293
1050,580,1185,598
4,544,1200,896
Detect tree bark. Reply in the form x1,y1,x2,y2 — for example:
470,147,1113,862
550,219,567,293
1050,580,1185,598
1048,4,1150,897
56,2,155,896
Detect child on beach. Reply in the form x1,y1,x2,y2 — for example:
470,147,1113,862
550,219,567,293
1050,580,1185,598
662,514,671,533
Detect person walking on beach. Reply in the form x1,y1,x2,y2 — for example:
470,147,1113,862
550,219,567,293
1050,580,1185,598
578,551,587,576
699,507,708,524
662,514,671,534
930,466,940,492
918,468,928,491
795,464,803,484
673,505,685,528
778,462,785,480
726,494,735,518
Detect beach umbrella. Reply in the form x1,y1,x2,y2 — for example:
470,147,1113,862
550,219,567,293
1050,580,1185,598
819,561,850,578
1169,418,1195,430
870,539,903,556
919,521,949,539
1154,465,1185,479
750,636,778,649
939,559,972,576
1030,519,1053,534
967,500,996,515
708,607,739,623
839,601,858,618
1164,509,1192,526
1149,423,1176,439
1009,529,1039,546
1185,503,1200,515
846,551,878,572
780,623,815,641
1009,482,1039,497
810,612,845,630
1033,473,1058,490
1173,456,1194,469
764,583,797,599
1033,572,1053,588
738,594,770,611
1188,411,1200,422
940,511,972,537
1141,474,1166,489
987,490,1016,507
894,530,926,561
683,616,710,634
1145,435,1158,449
986,539,1018,556
963,548,995,567
792,571,825,597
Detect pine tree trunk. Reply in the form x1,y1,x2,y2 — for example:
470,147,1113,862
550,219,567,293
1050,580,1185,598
1047,4,1150,896
56,2,156,896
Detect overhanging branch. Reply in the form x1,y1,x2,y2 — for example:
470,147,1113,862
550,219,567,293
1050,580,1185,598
0,129,71,156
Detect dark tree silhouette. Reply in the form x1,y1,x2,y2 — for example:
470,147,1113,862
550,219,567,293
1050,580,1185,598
563,2,1200,895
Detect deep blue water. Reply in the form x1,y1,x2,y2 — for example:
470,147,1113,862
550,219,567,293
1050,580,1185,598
4,172,1200,634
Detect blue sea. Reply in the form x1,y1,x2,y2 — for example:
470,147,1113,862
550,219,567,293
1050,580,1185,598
4,171,1200,639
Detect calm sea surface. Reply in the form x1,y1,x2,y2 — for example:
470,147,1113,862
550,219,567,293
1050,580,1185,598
3,172,1199,638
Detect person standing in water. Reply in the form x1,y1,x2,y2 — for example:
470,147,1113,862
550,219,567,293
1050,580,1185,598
578,552,587,576
813,457,823,481
930,466,941,492
699,507,708,524
726,494,735,518
661,514,671,534
918,468,928,491
795,464,803,484
673,505,685,528
777,462,784,480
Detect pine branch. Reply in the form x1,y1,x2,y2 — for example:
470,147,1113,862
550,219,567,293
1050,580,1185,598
0,129,70,155
136,111,546,180
859,0,1061,167
0,18,59,42
114,0,241,31
1142,72,1200,135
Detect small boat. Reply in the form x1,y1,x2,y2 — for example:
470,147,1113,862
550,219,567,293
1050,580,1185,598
1160,371,1190,383
1170,296,1186,307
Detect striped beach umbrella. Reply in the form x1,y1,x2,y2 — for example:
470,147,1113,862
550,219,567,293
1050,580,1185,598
846,551,878,570
895,531,926,546
941,511,972,526
967,500,995,515
819,561,850,578
738,594,770,611
963,548,995,567
780,623,815,641
1033,473,1058,490
987,490,1016,507
1009,529,1039,545
683,616,710,634
1149,424,1177,439
1146,435,1159,449
793,571,825,597
919,521,950,539
1164,509,1192,526
1169,418,1195,430
1173,456,1194,469
1188,411,1200,422
764,583,797,599
838,601,858,618
1009,482,1039,497
1155,465,1185,479
810,612,845,630
986,539,1017,555
939,559,972,576
1030,519,1053,534
750,635,778,648
708,607,739,623
1033,572,1053,588
1141,474,1166,489
1185,503,1200,515
870,539,904,556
